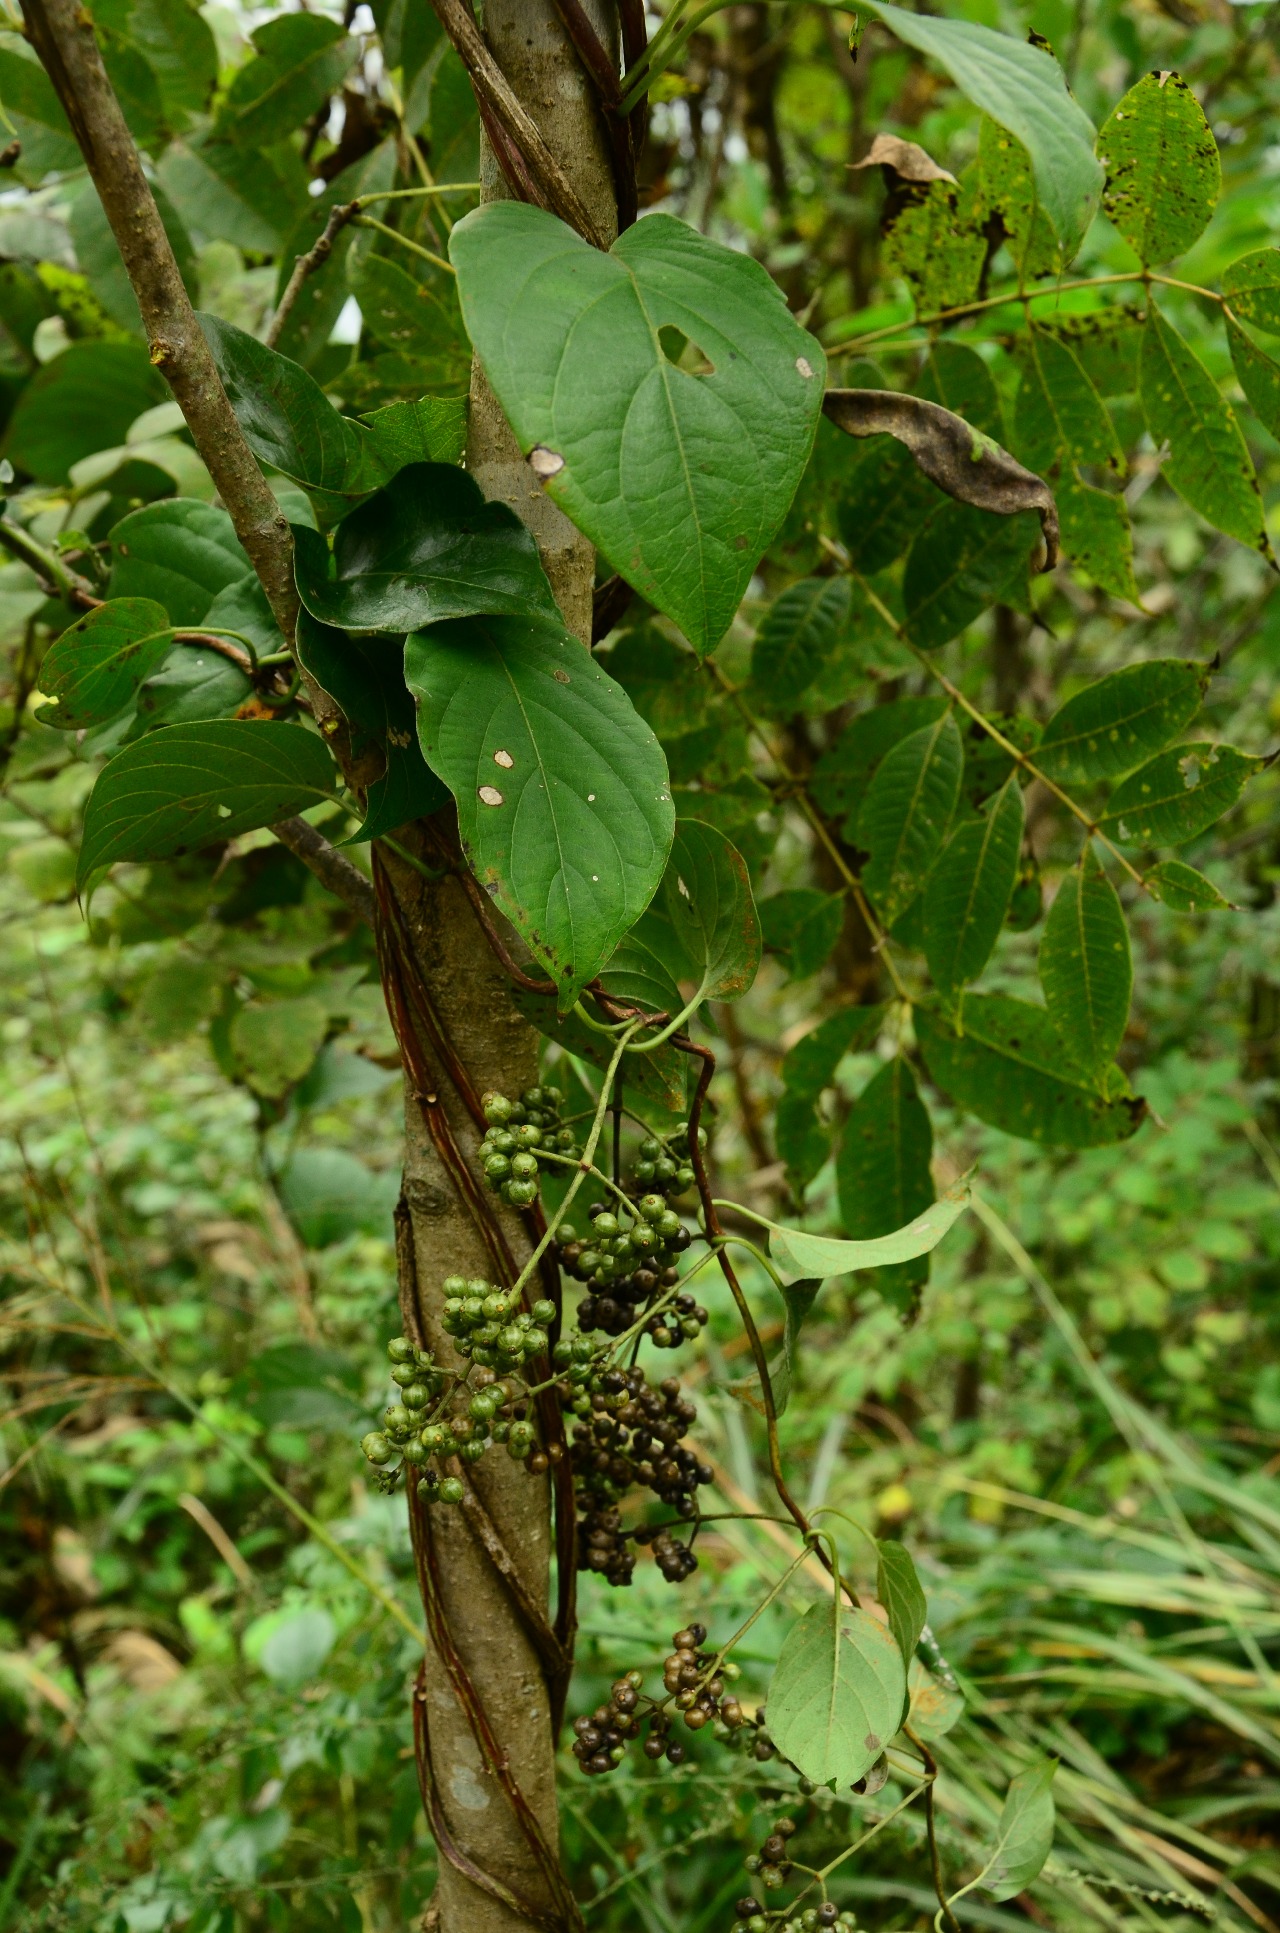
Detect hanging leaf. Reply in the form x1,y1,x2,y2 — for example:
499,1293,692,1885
836,1055,936,1310
1145,859,1233,911
924,778,1024,996
77,721,338,888
295,614,447,841
1039,848,1132,1080
759,888,844,980
750,576,852,713
739,1181,969,1289
905,504,1042,651
107,499,252,627
823,391,1058,568
876,1540,927,1675
1015,326,1123,475
294,463,560,634
404,614,673,1007
851,3,1103,252
1098,742,1261,846
35,598,172,730
1226,316,1280,440
766,1598,907,1789
1139,304,1274,560
450,203,825,656
648,818,761,1007
857,710,964,925
812,697,949,832
982,1760,1058,1901
917,994,1144,1147
1096,72,1220,266
214,14,354,149
1035,658,1208,786
1222,247,1280,336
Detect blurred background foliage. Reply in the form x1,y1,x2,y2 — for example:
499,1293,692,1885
1,0,1280,1928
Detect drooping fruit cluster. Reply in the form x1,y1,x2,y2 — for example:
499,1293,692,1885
477,1086,580,1207
571,1625,732,1777
440,1275,556,1374
734,1901,856,1932
555,1361,711,1585
744,1817,798,1892
359,1324,553,1501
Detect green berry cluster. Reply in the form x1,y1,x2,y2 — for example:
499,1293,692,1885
359,1323,552,1504
734,1904,856,1931
478,1085,580,1208
441,1275,556,1373
631,1123,702,1193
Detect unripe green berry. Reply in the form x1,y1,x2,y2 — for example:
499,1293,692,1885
658,1210,682,1240
482,1092,513,1124
387,1336,415,1363
383,1404,411,1435
361,1431,393,1465
401,1382,430,1409
513,1123,542,1148
593,1212,620,1239
439,1477,465,1504
470,1390,499,1421
461,1438,487,1462
497,1324,524,1356
482,1291,508,1320
553,1340,573,1365
634,1159,655,1183
390,1362,417,1387
507,1179,539,1208
443,1274,468,1295
653,1155,678,1183
531,1299,556,1327
638,1193,665,1224
510,1150,539,1180
484,1154,511,1182
419,1424,445,1451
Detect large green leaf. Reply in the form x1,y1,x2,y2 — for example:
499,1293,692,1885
767,1599,906,1788
107,499,251,626
293,463,559,633
1054,470,1140,606
904,503,1040,651
404,614,673,1006
649,819,760,1007
1035,658,1208,786
923,778,1024,996
740,1181,969,1289
749,576,852,713
853,3,1102,252
917,994,1143,1147
812,696,948,832
1140,304,1273,559
856,710,964,925
158,137,305,255
450,203,825,656
351,252,468,368
877,1540,927,1680
1039,848,1131,1081
1222,247,1280,337
77,721,338,887
982,1760,1057,1901
36,599,172,731
116,0,218,124
1016,325,1122,475
836,1055,935,1310
0,41,82,183
3,339,166,484
1098,742,1261,847
296,614,446,841
129,643,252,735
214,14,354,149
1096,72,1219,266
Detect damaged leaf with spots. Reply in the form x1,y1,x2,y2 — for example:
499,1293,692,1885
1097,72,1220,267
823,390,1059,569
1098,742,1262,848
404,613,674,1008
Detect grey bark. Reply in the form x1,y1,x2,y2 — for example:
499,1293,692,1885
389,4,619,1928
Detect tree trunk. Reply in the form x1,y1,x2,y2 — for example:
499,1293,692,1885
385,7,619,1929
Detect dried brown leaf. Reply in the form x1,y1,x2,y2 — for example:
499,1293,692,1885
853,133,957,185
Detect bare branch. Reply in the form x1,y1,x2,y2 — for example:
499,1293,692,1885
271,817,376,926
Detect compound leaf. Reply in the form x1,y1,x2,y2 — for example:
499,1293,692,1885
924,777,1024,995
450,202,825,656
1039,848,1132,1079
1099,742,1261,847
905,504,1041,650
1226,316,1280,440
1223,247,1280,337
750,576,852,713
857,709,964,925
1036,658,1208,786
1145,859,1233,911
1140,303,1273,559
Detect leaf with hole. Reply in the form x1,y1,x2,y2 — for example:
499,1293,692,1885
982,1759,1057,1900
36,599,172,730
1098,742,1261,847
107,499,252,627
296,613,446,842
1145,859,1233,911
1140,304,1273,559
749,576,852,713
924,777,1024,996
1096,72,1219,266
1039,848,1131,1080
450,202,825,656
294,462,559,633
836,1056,936,1311
877,1540,927,1683
77,720,338,889
1036,658,1208,787
1223,247,1280,337
905,503,1042,651
405,613,673,1007
853,3,1102,252
857,709,964,925
767,1598,907,1789
917,994,1144,1147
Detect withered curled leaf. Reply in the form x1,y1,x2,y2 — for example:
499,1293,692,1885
823,389,1059,570
853,133,957,185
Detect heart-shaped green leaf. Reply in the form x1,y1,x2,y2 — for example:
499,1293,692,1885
293,463,560,634
405,614,674,1007
36,598,172,730
450,203,826,656
77,719,338,888
647,819,761,1008
767,1599,906,1788
982,1760,1057,1901
107,499,251,626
